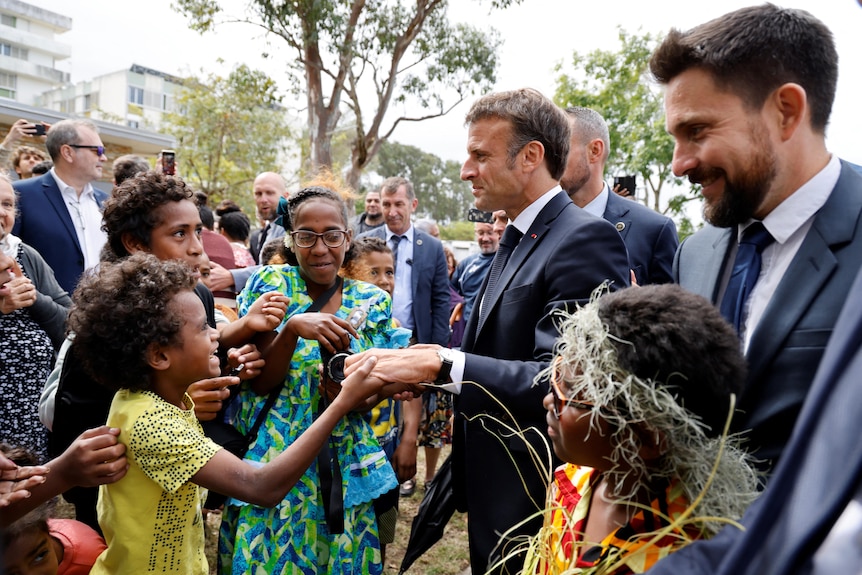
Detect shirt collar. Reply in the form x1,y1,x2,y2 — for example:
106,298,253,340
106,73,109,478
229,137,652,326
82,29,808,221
511,185,563,234
581,183,610,218
51,168,95,201
385,224,414,243
745,154,840,243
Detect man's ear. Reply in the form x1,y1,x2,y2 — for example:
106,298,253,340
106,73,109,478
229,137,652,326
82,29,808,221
587,139,605,164
146,342,171,372
520,141,545,173
121,232,146,255
770,82,807,142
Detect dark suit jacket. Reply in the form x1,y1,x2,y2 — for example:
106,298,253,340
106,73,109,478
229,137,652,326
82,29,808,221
603,190,678,285
456,191,631,572
673,161,862,468
360,226,450,345
12,173,108,294
648,241,862,575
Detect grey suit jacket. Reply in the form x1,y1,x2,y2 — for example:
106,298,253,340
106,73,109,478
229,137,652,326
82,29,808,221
603,190,678,285
359,225,450,345
649,225,862,575
673,161,862,467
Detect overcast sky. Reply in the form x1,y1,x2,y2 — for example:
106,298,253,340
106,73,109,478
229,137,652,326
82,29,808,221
32,0,862,166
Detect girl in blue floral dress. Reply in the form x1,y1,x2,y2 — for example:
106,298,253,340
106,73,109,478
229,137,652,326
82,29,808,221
219,183,405,574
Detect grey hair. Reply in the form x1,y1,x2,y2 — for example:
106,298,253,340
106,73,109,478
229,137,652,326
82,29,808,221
565,107,610,163
45,118,99,161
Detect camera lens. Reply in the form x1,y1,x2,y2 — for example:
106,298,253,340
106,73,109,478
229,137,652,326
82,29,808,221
326,351,353,384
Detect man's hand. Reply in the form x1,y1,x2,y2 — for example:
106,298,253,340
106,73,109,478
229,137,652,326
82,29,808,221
188,376,240,421
207,262,236,291
1,119,47,148
344,346,441,386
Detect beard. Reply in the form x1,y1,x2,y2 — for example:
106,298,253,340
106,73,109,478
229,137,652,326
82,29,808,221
561,155,591,198
698,125,777,228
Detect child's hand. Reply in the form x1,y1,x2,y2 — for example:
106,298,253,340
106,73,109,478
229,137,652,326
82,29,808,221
0,453,47,508
55,426,128,488
286,313,358,354
188,376,240,421
226,344,264,379
335,355,383,410
245,292,289,332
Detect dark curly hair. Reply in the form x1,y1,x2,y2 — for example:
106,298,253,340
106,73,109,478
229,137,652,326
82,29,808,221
67,254,197,392
101,171,195,261
342,236,392,278
0,444,53,545
597,284,746,436
284,185,350,233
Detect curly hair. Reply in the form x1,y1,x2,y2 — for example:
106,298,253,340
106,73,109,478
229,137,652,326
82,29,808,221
101,171,195,261
67,253,197,392
540,284,758,534
281,171,353,234
342,236,392,279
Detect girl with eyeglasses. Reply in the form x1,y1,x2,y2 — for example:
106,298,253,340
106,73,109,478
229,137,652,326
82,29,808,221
219,175,410,575
528,284,760,575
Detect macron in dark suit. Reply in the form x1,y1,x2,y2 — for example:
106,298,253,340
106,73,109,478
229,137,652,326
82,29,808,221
12,119,109,294
344,89,631,574
561,106,678,285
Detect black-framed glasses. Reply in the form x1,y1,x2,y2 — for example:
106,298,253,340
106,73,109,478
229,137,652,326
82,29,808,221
69,144,106,156
549,356,595,419
291,229,349,249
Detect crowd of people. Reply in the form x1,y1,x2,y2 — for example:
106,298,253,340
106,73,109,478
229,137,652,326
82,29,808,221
3,4,862,575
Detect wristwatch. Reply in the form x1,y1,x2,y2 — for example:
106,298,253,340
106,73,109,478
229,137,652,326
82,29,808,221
435,347,454,384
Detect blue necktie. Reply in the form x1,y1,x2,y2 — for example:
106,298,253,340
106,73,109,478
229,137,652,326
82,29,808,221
390,235,404,272
720,222,775,334
480,225,522,328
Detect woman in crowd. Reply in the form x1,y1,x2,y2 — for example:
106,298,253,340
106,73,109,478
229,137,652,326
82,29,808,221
0,174,70,461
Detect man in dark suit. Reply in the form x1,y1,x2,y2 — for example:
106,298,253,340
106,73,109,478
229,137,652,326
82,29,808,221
347,88,630,573
13,119,108,294
649,4,862,473
561,106,678,285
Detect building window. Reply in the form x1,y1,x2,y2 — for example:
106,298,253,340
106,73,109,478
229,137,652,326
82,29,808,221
128,86,144,105
0,43,27,60
0,72,17,98
127,120,140,129
1,15,16,27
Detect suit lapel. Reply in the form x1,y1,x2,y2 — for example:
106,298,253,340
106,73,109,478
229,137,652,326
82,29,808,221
42,176,79,248
411,230,425,295
603,191,632,241
746,164,862,378
474,192,568,338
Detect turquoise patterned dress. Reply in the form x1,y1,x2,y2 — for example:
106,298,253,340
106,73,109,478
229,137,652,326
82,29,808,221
219,265,403,574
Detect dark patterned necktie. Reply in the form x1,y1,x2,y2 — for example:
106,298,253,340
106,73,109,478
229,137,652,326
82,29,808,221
720,222,775,334
479,225,522,328
390,235,404,272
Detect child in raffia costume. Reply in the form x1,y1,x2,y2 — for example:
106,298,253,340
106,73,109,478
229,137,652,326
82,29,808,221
529,284,759,574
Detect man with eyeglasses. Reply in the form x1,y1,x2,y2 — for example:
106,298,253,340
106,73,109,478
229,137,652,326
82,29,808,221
13,118,108,294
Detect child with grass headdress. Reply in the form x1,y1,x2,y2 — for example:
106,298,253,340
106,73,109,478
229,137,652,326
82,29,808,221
529,284,759,574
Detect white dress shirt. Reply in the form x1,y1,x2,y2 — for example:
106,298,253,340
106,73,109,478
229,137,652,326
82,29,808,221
386,224,415,332
51,169,107,272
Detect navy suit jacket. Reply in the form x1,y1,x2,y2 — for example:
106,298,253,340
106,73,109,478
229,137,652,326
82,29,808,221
649,233,862,575
456,191,631,572
12,173,108,294
673,161,862,467
602,190,678,285
360,226,450,345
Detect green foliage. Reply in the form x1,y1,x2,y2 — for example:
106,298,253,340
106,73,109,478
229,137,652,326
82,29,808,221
370,140,473,224
163,64,291,211
440,220,475,241
554,28,702,233
175,0,507,193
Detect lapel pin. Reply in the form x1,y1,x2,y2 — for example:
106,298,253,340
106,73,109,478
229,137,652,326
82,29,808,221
416,239,423,246
530,233,537,239
615,222,626,232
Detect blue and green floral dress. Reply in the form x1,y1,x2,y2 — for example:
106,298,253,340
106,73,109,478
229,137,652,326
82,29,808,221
219,265,405,574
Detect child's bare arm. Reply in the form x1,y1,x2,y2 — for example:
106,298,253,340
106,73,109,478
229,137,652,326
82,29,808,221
218,292,289,348
192,355,380,507
1,427,127,525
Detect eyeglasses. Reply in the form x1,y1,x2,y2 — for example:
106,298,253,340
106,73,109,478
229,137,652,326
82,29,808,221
549,356,595,419
69,144,106,156
291,229,348,249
